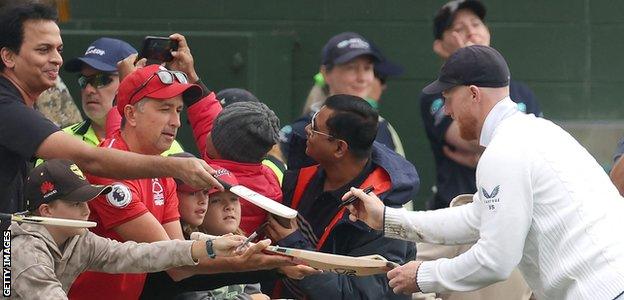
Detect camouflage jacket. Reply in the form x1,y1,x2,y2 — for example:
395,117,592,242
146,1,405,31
9,222,197,299
35,77,83,128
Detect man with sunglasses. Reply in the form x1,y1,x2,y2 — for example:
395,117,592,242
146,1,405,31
265,94,419,299
63,37,184,155
0,3,221,221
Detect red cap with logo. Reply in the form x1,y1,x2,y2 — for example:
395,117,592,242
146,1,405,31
208,165,239,195
116,64,202,116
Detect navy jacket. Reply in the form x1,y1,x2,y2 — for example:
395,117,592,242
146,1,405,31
277,142,419,300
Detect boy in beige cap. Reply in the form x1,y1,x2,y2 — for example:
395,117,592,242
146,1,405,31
9,159,245,299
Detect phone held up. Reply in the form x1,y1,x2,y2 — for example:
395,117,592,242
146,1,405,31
137,36,179,65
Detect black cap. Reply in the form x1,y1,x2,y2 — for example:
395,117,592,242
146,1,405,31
422,45,510,95
434,0,486,39
25,159,112,211
216,88,260,107
321,32,382,67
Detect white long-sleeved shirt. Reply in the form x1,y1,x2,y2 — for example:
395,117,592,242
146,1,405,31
385,97,624,299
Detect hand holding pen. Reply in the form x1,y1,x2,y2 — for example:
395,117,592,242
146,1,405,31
339,185,374,208
236,222,269,252
340,186,385,230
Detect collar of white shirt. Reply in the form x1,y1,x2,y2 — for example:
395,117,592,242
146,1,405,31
479,96,518,147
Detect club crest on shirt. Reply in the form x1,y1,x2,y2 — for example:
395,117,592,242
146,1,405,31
481,185,500,211
107,183,132,208
152,179,164,206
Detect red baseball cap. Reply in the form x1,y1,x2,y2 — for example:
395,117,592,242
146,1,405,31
116,64,202,116
208,165,239,195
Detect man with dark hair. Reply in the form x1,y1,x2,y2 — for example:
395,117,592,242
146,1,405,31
266,94,419,299
0,3,219,218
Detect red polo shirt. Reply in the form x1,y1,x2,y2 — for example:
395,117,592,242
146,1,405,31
68,133,180,300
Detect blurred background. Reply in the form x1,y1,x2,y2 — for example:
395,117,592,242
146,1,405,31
52,0,623,209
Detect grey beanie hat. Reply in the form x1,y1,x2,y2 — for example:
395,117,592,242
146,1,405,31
211,101,280,163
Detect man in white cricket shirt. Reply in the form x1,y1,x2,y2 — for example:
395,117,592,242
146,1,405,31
343,45,624,300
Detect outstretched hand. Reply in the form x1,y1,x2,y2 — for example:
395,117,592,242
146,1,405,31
341,187,385,230
387,260,422,295
211,233,246,257
171,157,223,192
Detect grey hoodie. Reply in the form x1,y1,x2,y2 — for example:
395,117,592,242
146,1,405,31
9,222,197,299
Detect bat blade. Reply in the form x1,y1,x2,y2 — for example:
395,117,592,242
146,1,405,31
229,185,297,219
264,246,394,276
4,214,96,228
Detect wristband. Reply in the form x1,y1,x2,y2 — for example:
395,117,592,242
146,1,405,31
205,239,217,259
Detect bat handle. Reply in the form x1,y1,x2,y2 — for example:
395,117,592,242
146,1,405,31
214,177,233,190
386,261,400,269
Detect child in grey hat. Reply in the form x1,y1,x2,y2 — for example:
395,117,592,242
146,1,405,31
211,101,280,163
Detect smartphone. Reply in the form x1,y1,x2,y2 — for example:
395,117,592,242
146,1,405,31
138,36,179,63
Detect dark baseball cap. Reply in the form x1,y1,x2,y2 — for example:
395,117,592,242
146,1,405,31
422,45,510,95
217,88,260,107
321,32,381,67
25,159,112,211
433,0,486,39
65,37,137,73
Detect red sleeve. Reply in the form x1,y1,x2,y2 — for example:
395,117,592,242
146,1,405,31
186,92,222,155
105,107,122,139
86,175,149,230
162,178,180,224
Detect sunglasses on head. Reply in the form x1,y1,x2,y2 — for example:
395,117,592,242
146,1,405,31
129,70,189,103
77,73,116,89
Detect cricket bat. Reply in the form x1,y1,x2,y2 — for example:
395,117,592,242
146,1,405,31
215,177,297,227
188,232,398,276
0,213,97,228
264,245,399,276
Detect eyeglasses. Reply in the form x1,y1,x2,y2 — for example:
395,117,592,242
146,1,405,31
129,70,189,103
78,73,116,89
307,110,336,140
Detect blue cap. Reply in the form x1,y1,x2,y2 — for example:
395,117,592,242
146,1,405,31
64,37,137,73
321,32,381,67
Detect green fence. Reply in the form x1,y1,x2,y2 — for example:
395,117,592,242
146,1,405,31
59,0,624,209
